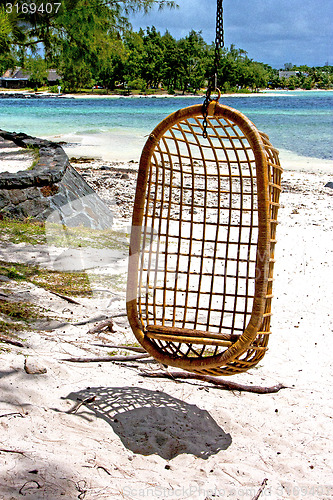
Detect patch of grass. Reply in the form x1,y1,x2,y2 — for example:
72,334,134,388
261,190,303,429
0,320,27,351
0,260,92,297
33,269,92,296
0,299,40,322
87,272,126,293
7,266,26,280
0,219,46,246
0,218,129,251
25,144,40,170
46,223,129,251
0,299,55,339
0,320,27,335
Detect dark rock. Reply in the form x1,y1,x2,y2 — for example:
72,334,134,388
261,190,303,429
0,275,11,282
40,184,60,197
65,212,93,228
19,198,50,217
7,188,29,205
0,130,113,229
325,182,333,189
24,358,47,375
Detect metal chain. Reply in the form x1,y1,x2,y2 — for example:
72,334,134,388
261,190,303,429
214,0,224,70
202,0,224,138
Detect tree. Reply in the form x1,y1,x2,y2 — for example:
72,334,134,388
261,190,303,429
25,55,48,87
178,30,208,93
97,36,126,91
1,0,176,89
2,0,176,58
123,29,146,86
0,5,11,51
0,5,25,74
246,62,270,91
160,30,180,91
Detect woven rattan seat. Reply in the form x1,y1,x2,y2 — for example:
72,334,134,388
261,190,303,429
127,101,282,376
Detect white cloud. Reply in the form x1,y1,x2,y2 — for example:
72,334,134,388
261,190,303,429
129,0,333,67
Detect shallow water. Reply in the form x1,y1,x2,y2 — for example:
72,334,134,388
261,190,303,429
0,90,332,162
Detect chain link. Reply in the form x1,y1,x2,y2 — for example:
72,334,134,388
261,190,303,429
215,0,224,63
202,0,224,137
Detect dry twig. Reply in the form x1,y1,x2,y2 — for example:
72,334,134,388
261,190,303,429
0,448,25,455
0,412,24,418
63,353,151,363
140,371,288,394
91,344,147,353
66,396,96,414
88,319,115,334
252,478,268,500
0,335,25,347
48,290,82,305
19,481,41,495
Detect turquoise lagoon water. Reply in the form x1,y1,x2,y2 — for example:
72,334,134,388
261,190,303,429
0,90,332,161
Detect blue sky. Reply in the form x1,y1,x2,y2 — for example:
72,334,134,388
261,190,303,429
129,0,332,68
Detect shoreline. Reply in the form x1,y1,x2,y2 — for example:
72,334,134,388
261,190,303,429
1,88,332,100
1,136,331,175
59,136,332,174
1,90,331,173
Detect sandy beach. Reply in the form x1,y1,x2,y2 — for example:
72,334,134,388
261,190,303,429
0,145,332,499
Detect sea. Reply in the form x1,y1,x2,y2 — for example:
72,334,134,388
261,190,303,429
0,90,332,164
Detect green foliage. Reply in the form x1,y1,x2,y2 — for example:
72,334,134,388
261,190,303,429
0,217,128,251
276,64,333,90
0,218,46,245
25,56,48,86
0,320,27,336
0,5,24,73
128,77,147,91
0,6,12,51
0,259,92,297
0,299,40,322
0,0,332,92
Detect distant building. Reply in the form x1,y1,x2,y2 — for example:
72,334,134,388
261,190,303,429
47,69,61,85
278,70,298,79
0,68,30,88
0,67,61,88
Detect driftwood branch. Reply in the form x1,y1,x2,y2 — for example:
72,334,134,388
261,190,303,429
91,344,147,353
88,319,115,334
66,396,96,414
0,412,24,418
140,371,288,394
0,448,25,455
0,334,25,347
63,353,151,363
48,290,82,305
252,478,268,500
19,480,41,495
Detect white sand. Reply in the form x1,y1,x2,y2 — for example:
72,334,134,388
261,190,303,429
0,159,332,499
56,129,333,173
58,130,148,163
0,138,34,174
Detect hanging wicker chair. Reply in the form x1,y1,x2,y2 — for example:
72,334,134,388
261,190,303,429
127,100,282,376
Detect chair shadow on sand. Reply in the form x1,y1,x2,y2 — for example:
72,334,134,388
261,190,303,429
65,386,232,460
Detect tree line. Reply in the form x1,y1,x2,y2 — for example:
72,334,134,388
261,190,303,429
0,0,332,93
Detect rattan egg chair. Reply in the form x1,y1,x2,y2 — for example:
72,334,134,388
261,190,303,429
127,100,282,376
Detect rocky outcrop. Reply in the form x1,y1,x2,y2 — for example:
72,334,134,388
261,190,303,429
0,130,113,229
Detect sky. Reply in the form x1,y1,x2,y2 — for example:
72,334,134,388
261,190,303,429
129,0,333,69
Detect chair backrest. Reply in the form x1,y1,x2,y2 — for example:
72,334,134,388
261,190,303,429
127,102,282,376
